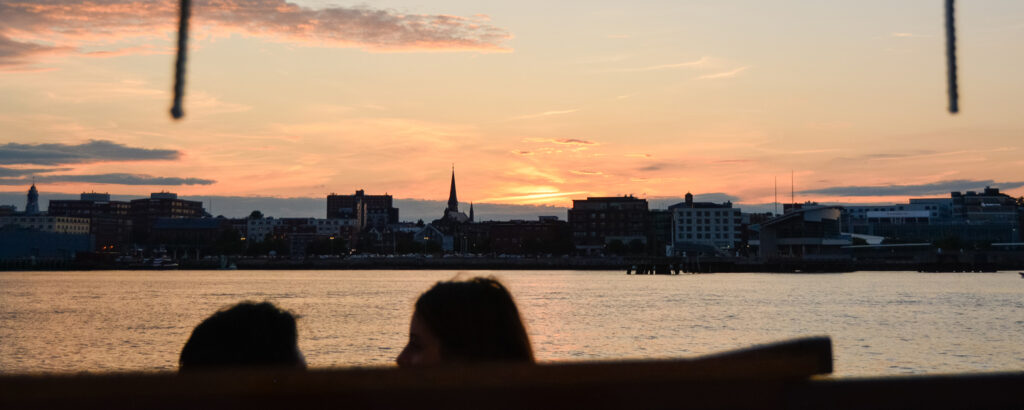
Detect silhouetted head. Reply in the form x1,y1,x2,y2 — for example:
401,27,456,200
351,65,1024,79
397,277,533,367
179,301,305,371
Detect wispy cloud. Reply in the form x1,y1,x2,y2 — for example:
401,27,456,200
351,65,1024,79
570,170,603,176
0,0,512,70
800,179,1024,197
480,191,586,204
637,162,675,172
697,66,749,80
0,173,215,186
0,140,180,165
81,44,173,58
187,91,252,116
891,32,927,38
524,138,597,146
832,149,1009,163
554,138,595,145
606,56,710,72
509,167,566,184
512,109,580,120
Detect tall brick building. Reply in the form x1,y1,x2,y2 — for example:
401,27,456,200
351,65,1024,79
129,192,205,244
568,196,649,255
49,193,131,251
326,190,398,231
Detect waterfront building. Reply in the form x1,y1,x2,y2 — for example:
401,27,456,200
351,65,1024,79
129,192,205,244
412,224,446,252
226,217,248,239
489,217,571,255
749,205,851,262
0,215,90,235
271,218,318,256
648,210,673,256
242,217,357,256
149,218,224,259
841,187,1020,244
951,186,1018,224
49,193,131,252
326,190,398,231
842,200,950,230
568,195,649,255
246,217,282,242
246,217,356,242
0,225,93,260
668,193,742,255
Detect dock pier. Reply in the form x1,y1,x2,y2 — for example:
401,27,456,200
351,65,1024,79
626,257,716,275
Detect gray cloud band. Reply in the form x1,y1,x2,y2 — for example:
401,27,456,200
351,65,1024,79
0,140,208,186
0,140,180,165
0,166,71,177
799,180,1024,197
0,173,214,186
0,0,510,69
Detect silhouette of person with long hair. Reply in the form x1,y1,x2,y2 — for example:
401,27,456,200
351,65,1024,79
179,301,305,371
397,276,534,367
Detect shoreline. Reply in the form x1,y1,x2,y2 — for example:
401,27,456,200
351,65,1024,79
2,256,1022,273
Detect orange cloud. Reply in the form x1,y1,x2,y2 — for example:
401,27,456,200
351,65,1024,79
524,137,598,146
0,0,512,70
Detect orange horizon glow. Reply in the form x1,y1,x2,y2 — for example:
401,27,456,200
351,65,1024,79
2,0,1023,208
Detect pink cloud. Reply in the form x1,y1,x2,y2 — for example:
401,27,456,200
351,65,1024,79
0,0,512,70
0,34,73,69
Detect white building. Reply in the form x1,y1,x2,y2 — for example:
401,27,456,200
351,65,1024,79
246,218,282,242
245,217,356,242
0,215,90,234
669,193,742,252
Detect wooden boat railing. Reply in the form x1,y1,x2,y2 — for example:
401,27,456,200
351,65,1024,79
1,336,1021,409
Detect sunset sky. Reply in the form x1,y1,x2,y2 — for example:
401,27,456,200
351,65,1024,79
2,0,1023,210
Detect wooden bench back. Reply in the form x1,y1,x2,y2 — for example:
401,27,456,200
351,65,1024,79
5,337,834,409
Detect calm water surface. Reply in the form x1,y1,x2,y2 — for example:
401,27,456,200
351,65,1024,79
1,270,1021,376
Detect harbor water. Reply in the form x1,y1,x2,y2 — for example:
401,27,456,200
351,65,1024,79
1,270,1021,376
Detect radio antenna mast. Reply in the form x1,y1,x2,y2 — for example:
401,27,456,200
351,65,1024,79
774,176,778,215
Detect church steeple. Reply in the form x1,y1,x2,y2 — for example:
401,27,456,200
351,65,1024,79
26,180,39,215
469,202,474,222
446,166,458,213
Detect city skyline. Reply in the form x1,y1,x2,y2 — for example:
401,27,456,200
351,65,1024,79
4,180,1020,223
2,0,1024,206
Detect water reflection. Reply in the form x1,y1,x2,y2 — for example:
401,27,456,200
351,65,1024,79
0,270,1021,375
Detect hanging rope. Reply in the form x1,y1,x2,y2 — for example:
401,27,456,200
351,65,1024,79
945,0,958,114
171,0,192,119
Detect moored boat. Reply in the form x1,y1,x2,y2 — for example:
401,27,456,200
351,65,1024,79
130,257,179,270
